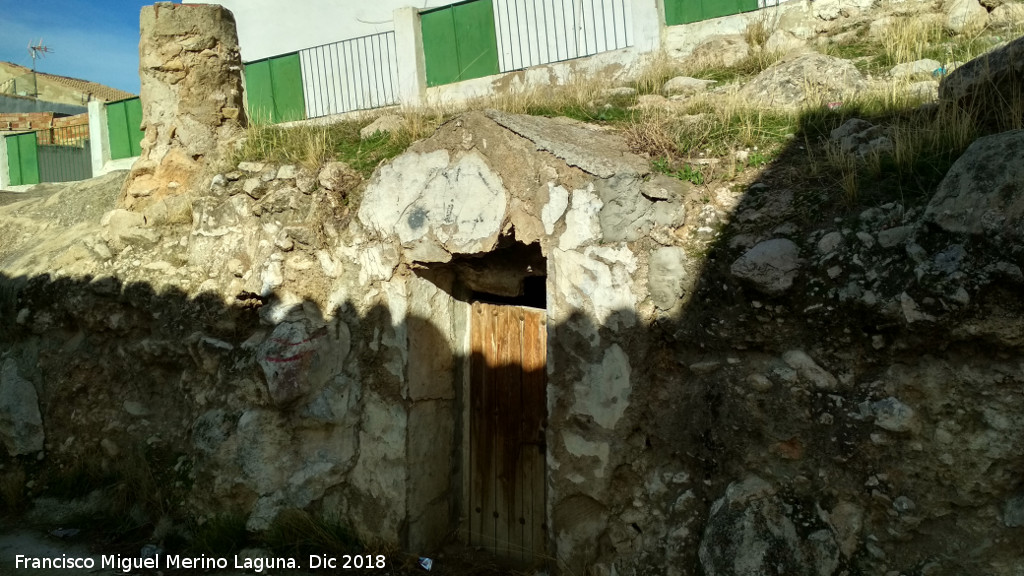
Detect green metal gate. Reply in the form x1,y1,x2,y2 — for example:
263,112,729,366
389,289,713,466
244,53,306,124
106,96,145,160
6,132,40,186
665,0,759,26
421,0,500,87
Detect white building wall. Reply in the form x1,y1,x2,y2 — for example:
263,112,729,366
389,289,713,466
199,0,458,62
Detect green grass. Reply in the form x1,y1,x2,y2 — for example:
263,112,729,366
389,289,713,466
654,157,706,185
685,50,784,85
524,98,635,124
236,120,413,179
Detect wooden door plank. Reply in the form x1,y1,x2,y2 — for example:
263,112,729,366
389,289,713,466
522,309,548,559
480,303,499,551
468,302,485,547
492,305,514,557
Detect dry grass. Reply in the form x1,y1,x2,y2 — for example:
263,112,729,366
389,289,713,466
745,8,780,49
879,16,947,65
632,51,684,95
263,509,361,557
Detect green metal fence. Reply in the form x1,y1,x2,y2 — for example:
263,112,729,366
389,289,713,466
421,0,500,87
5,125,92,186
244,53,306,124
664,0,759,26
106,96,145,160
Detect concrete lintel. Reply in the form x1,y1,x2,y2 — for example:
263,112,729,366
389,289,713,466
393,6,426,107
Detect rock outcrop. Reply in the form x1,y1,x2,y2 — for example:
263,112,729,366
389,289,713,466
924,129,1024,239
738,53,867,109
939,33,1024,128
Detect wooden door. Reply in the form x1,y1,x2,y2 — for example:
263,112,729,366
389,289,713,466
468,302,547,562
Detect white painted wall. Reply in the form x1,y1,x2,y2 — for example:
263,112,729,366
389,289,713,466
199,0,459,62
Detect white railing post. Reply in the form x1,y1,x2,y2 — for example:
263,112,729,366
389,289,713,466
87,99,110,177
393,6,427,107
631,0,665,53
0,134,10,189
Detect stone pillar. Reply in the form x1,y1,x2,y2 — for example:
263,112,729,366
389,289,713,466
87,99,108,177
121,1,247,210
0,134,9,189
393,7,427,107
631,0,665,53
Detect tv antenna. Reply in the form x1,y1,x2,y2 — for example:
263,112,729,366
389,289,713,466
26,39,51,99
28,39,53,72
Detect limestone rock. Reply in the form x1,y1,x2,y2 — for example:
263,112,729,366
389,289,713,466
814,0,875,20
102,208,161,252
256,311,350,405
871,397,918,432
782,350,839,390
817,231,844,254
990,2,1024,28
318,161,361,193
829,502,864,558
765,29,807,55
691,36,750,68
358,149,506,258
596,176,685,243
939,34,1024,126
0,359,44,455
944,0,988,32
731,238,802,294
662,76,716,97
923,130,1024,239
890,59,942,80
648,246,689,310
738,53,866,110
360,114,404,140
877,225,914,248
830,118,893,158
699,475,840,576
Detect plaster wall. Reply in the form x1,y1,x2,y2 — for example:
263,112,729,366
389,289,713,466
193,0,457,62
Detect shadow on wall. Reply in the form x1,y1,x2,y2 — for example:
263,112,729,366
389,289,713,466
2,91,1024,576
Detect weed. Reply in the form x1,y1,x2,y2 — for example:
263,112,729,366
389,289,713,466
632,51,683,95
263,509,362,557
189,513,251,555
746,150,772,169
654,157,706,185
825,142,860,205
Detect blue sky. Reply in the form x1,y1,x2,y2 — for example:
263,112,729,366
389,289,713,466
0,0,173,94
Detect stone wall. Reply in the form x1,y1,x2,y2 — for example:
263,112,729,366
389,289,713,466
4,103,1022,575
